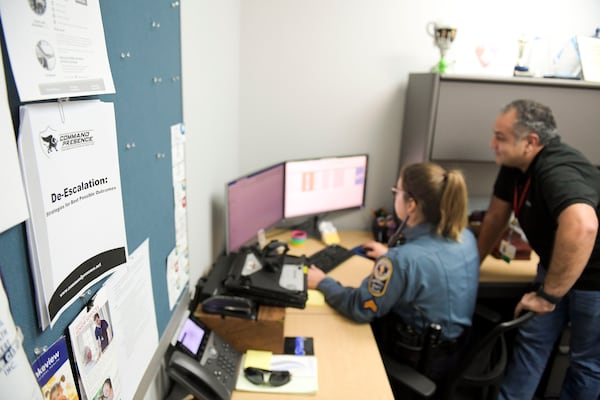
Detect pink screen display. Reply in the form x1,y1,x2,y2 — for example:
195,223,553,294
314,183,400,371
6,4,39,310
284,155,367,219
226,163,284,253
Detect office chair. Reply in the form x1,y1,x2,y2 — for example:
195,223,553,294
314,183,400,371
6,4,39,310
383,306,536,400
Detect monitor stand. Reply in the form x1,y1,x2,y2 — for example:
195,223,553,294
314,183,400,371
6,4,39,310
294,215,322,239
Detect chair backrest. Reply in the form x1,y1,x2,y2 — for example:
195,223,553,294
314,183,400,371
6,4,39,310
441,311,535,400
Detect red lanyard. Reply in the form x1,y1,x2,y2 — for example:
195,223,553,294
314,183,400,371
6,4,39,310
513,176,531,218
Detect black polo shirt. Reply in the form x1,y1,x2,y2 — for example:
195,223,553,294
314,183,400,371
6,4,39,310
493,137,600,290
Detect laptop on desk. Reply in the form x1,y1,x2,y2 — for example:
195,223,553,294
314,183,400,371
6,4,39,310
223,248,308,309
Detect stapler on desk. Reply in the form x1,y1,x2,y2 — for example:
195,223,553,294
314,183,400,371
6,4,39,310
201,295,257,320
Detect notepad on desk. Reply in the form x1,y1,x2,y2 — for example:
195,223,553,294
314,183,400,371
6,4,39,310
307,289,325,306
235,352,318,394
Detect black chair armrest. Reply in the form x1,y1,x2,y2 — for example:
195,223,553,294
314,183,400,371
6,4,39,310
381,354,437,398
474,303,502,324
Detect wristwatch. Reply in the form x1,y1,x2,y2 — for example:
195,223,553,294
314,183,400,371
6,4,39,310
536,285,562,305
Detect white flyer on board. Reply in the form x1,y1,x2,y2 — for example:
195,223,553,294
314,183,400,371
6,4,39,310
68,286,120,400
18,100,127,329
0,279,44,400
69,239,158,400
0,0,115,101
0,50,29,234
167,123,189,309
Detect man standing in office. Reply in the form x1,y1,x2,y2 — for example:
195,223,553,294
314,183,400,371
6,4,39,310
307,162,480,382
477,99,600,399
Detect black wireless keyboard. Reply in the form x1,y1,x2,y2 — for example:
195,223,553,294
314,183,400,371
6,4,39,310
307,244,354,273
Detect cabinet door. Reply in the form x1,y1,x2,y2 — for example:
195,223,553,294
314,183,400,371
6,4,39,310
430,80,600,165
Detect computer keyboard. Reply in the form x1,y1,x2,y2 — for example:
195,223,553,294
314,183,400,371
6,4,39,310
307,244,354,273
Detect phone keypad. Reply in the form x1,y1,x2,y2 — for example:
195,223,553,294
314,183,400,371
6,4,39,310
203,334,241,386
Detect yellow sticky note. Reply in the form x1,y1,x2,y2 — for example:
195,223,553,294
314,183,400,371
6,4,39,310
307,289,325,306
244,349,272,370
321,231,340,245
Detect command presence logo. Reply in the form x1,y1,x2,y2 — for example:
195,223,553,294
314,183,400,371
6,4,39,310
41,133,58,152
39,126,95,157
39,126,59,157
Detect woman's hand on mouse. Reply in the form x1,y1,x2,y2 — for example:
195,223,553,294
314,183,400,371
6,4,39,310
362,241,388,259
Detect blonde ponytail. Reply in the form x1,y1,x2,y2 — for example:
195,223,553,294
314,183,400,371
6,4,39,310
438,169,468,240
401,163,469,241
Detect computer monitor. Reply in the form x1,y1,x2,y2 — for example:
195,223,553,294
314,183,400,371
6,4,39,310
284,154,368,220
226,163,285,254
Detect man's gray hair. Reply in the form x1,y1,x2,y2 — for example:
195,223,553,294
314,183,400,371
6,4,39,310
501,99,558,145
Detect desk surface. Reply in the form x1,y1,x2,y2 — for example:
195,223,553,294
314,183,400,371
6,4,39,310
280,230,538,285
231,230,394,399
232,312,391,399
231,229,538,399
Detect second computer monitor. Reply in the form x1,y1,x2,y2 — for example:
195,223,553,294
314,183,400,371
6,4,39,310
284,154,368,219
226,163,285,254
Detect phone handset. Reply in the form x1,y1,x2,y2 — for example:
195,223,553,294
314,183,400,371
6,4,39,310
168,350,231,400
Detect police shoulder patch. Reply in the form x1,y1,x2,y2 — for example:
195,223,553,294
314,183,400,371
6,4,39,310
363,298,378,313
368,257,392,297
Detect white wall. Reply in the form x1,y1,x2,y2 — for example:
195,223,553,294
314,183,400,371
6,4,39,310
238,0,600,230
181,0,600,285
181,0,241,285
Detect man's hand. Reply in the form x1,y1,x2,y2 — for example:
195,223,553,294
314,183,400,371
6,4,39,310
514,291,555,318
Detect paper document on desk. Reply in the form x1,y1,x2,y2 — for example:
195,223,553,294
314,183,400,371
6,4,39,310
235,354,318,394
307,289,325,306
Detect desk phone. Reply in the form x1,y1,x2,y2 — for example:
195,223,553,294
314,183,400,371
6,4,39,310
167,314,241,400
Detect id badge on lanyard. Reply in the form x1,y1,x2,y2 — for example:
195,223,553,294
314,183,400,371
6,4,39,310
500,176,531,263
499,219,518,263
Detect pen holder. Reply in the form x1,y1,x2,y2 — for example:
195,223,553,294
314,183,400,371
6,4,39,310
371,210,397,243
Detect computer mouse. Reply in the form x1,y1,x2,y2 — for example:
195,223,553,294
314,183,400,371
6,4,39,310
362,245,377,260
351,245,375,260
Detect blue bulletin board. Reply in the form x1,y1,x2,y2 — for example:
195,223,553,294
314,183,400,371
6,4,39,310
0,0,183,364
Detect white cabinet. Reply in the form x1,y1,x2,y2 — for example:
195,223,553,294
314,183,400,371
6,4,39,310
400,73,600,165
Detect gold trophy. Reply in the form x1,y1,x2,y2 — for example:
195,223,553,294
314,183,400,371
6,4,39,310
427,22,457,74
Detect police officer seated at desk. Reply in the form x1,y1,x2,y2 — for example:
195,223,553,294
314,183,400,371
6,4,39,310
307,162,480,384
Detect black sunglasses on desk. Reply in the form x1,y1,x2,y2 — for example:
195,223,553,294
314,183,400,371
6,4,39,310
244,367,291,387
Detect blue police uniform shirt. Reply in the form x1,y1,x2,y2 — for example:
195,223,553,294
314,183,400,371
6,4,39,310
317,223,480,340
